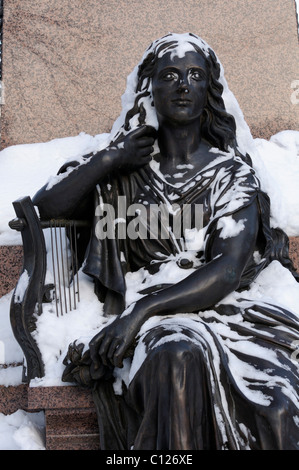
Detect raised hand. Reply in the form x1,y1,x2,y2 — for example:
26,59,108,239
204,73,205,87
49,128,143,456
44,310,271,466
109,125,156,172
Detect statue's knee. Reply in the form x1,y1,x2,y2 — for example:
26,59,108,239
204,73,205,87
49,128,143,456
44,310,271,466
153,339,199,364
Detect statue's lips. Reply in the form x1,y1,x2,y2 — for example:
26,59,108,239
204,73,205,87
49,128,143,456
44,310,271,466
171,99,192,105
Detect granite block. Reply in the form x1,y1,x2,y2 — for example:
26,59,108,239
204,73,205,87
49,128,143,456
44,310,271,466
27,385,95,411
46,432,100,451
0,245,23,297
0,384,100,449
0,384,28,414
45,408,99,436
30,388,100,450
1,0,298,148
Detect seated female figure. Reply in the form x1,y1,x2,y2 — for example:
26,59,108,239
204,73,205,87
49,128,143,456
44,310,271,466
33,33,299,450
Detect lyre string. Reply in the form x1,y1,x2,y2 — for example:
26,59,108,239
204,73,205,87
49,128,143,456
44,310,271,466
64,226,72,311
58,222,68,314
73,223,80,303
69,222,77,310
48,220,81,316
50,221,59,317
53,221,63,316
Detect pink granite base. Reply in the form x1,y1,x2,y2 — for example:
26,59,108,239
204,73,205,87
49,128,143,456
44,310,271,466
2,0,298,148
0,246,23,297
0,384,28,414
0,384,100,450
45,408,100,450
27,386,100,450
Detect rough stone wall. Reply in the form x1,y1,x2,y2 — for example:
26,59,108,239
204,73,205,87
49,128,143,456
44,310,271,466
1,0,298,148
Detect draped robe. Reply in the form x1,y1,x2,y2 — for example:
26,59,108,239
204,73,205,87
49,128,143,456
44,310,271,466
62,149,299,450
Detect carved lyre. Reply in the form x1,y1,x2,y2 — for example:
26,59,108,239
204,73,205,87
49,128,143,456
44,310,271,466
9,196,90,383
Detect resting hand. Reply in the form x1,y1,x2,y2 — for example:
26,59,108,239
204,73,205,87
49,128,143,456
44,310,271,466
89,305,144,370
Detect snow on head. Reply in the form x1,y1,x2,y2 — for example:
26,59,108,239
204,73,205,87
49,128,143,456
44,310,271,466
110,32,256,175
152,32,211,60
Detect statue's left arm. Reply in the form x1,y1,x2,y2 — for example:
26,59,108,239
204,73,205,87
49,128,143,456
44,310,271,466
89,200,259,370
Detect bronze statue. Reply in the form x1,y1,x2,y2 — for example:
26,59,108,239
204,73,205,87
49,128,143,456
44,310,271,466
33,33,299,450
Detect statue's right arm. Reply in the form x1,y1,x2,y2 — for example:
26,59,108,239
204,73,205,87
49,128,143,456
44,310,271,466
32,126,155,219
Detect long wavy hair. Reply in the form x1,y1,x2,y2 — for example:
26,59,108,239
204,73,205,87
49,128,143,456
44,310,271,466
112,33,238,153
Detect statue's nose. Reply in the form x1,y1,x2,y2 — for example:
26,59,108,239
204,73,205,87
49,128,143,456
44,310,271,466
177,81,189,94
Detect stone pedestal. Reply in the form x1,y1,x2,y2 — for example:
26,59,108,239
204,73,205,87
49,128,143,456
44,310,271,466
0,384,100,450
27,386,100,450
44,408,99,450
0,383,28,414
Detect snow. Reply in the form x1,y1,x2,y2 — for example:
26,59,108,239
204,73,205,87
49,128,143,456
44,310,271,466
0,132,110,245
0,410,45,450
13,270,29,304
217,215,246,239
31,269,108,386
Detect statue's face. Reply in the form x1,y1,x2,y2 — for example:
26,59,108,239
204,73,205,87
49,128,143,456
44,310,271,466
151,50,209,126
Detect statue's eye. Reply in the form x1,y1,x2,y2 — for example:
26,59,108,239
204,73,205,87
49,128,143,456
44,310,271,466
190,69,205,81
162,71,178,81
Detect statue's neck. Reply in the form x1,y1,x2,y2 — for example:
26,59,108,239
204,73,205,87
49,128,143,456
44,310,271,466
154,122,214,178
157,121,202,167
